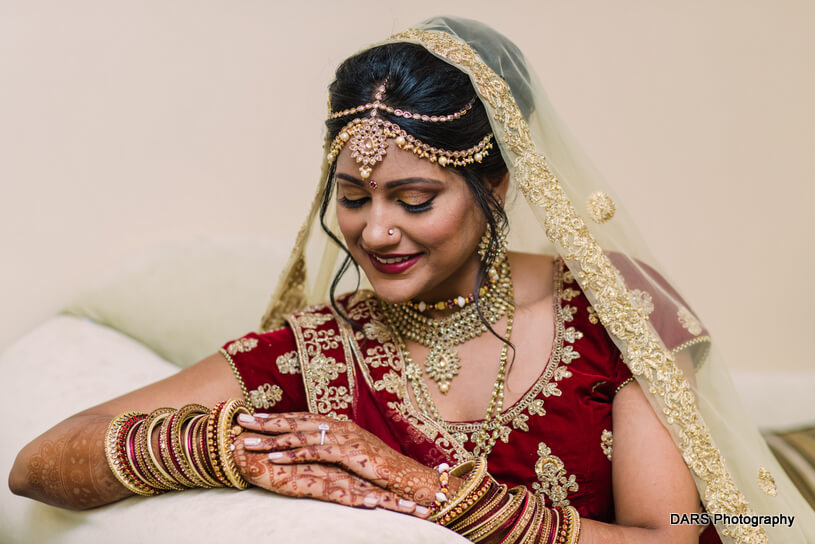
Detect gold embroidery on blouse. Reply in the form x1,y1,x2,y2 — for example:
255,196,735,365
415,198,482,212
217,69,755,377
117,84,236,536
630,289,654,316
249,383,283,410
343,293,468,461
226,337,259,355
425,262,576,456
532,441,578,506
276,351,301,374
563,326,583,344
219,348,253,410
757,467,777,496
297,312,334,330
363,320,393,342
615,377,634,394
287,307,354,421
562,304,577,322
587,191,616,223
601,429,613,461
677,306,703,336
561,287,580,302
392,28,765,542
586,306,599,324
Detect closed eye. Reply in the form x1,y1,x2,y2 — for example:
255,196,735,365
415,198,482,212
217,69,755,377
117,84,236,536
400,196,436,214
338,196,368,209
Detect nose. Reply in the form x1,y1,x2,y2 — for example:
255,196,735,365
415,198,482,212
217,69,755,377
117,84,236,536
361,202,400,251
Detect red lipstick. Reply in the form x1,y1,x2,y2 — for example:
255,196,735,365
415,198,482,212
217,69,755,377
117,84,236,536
367,251,422,274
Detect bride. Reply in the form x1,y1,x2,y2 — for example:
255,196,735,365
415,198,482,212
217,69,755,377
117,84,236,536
9,16,814,544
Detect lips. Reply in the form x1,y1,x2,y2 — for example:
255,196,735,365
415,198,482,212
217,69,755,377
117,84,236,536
366,251,422,274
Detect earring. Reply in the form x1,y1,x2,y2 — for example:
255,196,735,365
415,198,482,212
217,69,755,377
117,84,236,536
477,217,508,261
388,228,395,236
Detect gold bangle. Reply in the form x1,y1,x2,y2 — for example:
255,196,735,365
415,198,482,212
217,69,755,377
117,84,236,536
169,404,211,488
467,485,526,542
563,506,580,544
144,409,185,491
131,418,171,491
158,409,199,488
185,414,223,487
217,398,251,489
448,483,508,533
507,495,544,544
206,402,231,486
502,490,536,544
104,412,160,496
430,457,487,523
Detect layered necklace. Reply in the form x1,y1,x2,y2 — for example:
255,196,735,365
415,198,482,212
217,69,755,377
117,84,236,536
382,257,515,458
382,255,513,394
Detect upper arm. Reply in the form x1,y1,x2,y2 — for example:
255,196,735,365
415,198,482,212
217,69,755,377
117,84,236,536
76,352,244,418
611,380,700,536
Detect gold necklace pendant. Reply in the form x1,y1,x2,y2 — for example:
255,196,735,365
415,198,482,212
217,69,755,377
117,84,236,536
424,342,460,394
382,256,512,395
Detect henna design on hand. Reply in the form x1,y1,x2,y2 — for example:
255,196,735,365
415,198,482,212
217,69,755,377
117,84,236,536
239,413,457,507
232,433,427,518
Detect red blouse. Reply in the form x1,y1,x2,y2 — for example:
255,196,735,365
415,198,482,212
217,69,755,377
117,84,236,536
221,259,717,541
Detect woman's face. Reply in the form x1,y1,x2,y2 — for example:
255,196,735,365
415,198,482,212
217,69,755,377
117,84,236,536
335,144,489,305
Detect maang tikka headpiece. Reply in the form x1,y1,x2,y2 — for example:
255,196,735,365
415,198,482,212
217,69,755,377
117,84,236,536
326,80,494,182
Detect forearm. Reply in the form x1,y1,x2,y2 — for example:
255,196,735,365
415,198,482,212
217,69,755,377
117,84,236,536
577,518,697,544
9,414,132,510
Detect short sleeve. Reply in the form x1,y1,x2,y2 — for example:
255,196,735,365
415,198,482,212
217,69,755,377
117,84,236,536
220,328,308,413
609,352,634,395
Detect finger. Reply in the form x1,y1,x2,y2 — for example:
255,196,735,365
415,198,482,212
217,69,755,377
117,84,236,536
267,445,342,465
236,412,337,434
366,490,431,518
242,431,321,452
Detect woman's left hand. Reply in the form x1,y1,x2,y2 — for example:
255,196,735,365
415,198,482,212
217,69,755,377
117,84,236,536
237,412,444,507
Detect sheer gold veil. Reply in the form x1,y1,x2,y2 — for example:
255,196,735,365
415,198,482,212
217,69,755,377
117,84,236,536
260,16,815,543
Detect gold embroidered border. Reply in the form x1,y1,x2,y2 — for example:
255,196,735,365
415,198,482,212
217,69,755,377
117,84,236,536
341,293,470,461
441,260,568,435
286,305,355,421
389,28,765,543
219,348,254,412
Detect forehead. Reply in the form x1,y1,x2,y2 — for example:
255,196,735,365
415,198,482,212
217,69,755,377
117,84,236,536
335,143,463,185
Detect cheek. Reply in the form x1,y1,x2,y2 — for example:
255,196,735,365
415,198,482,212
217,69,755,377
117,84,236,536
336,206,362,245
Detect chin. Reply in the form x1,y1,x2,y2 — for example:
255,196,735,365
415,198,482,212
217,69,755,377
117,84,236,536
366,278,418,305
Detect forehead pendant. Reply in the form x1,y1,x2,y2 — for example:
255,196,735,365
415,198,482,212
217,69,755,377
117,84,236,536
326,82,493,180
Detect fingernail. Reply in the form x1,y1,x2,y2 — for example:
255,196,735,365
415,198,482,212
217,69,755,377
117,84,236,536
254,412,272,418
243,437,261,446
268,452,283,459
398,499,415,508
237,413,254,423
363,495,378,507
414,505,429,516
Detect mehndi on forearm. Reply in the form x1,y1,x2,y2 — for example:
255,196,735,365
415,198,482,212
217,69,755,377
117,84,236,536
10,415,132,509
10,399,252,509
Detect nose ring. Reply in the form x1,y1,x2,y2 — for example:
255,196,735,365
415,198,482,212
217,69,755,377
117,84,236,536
387,228,395,236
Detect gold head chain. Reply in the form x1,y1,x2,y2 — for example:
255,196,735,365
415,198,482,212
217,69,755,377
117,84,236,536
326,81,494,183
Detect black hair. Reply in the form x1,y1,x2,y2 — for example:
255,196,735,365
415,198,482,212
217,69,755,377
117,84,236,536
319,43,511,345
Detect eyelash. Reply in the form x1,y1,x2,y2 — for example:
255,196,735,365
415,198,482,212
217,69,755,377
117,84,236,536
338,196,436,214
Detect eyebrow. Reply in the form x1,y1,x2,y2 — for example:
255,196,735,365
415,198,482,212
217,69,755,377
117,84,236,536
336,172,444,189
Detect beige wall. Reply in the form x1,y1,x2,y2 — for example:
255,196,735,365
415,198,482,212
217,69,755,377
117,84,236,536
1,0,813,370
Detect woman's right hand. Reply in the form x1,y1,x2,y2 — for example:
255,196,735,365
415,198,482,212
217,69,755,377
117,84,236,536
232,432,430,518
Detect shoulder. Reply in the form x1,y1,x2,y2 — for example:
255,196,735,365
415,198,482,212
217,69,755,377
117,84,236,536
507,252,556,310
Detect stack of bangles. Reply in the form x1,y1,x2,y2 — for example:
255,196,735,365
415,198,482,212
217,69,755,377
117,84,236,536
429,457,581,544
104,398,251,495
